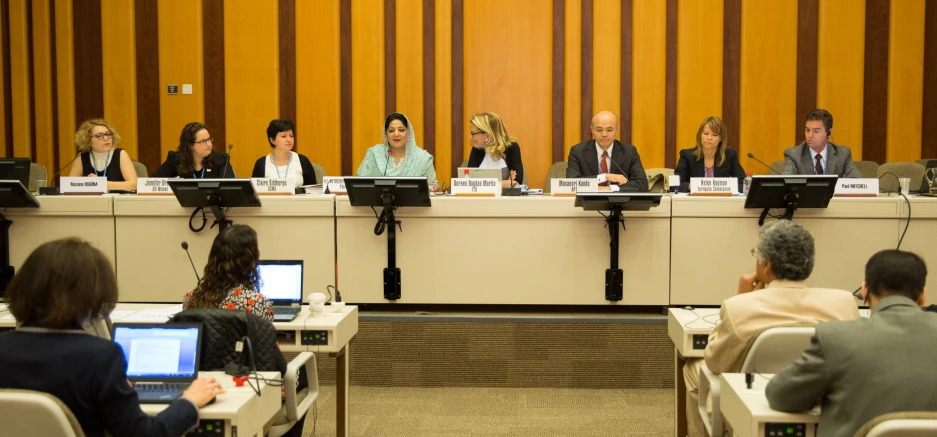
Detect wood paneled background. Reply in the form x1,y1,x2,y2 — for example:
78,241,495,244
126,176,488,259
1,0,935,188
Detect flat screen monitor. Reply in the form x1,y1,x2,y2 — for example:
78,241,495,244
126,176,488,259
167,178,261,209
744,175,838,209
0,181,39,208
574,192,662,212
0,158,31,189
344,177,431,208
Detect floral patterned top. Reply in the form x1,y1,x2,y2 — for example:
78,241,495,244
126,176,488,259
183,286,274,323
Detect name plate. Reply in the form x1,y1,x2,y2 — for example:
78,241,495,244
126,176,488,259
690,177,737,196
323,177,346,194
451,178,500,196
834,178,878,197
551,178,599,196
136,178,173,195
60,176,107,194
251,178,295,195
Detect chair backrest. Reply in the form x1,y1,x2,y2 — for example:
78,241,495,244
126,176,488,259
131,159,148,178
0,389,85,437
916,159,935,167
544,161,569,193
169,308,286,373
311,162,325,184
740,326,815,374
28,162,48,191
856,412,937,437
877,162,926,193
769,160,785,175
854,160,880,179
645,168,674,193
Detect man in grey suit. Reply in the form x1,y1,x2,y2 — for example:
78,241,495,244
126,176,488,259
566,111,648,191
782,109,862,178
766,250,937,437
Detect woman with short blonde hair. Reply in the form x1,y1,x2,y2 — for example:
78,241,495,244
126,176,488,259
68,118,138,191
674,116,745,192
466,112,525,187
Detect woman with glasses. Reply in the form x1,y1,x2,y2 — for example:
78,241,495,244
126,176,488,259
465,112,524,188
68,119,138,191
356,112,438,188
154,122,233,178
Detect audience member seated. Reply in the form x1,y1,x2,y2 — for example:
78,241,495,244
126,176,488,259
251,119,317,187
767,250,937,437
356,112,438,187
68,118,138,191
673,116,745,192
153,122,233,178
566,111,649,191
465,112,524,188
0,238,222,437
782,109,861,178
683,220,859,437
183,224,274,323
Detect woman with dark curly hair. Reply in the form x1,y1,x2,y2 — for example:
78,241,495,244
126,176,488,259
153,122,233,178
183,224,273,322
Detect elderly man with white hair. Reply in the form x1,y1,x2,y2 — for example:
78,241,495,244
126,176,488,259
683,220,860,437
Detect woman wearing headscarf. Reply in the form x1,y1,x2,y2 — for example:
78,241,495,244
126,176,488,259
356,112,438,186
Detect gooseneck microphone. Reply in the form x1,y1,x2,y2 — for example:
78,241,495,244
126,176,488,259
181,241,201,282
747,153,782,175
221,144,234,178
39,154,82,195
382,149,392,176
607,153,631,186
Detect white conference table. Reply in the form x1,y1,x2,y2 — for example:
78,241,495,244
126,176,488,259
720,372,819,437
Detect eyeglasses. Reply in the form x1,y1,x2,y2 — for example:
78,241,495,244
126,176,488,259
91,132,114,140
194,137,213,146
470,131,486,137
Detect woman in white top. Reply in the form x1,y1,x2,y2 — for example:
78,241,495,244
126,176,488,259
465,112,524,187
251,119,317,187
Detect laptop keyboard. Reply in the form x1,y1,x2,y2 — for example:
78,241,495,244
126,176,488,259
273,307,299,315
135,383,189,393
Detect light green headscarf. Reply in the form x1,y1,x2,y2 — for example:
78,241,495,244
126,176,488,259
356,113,438,184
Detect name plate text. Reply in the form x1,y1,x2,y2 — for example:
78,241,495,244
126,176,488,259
451,178,500,196
251,178,295,195
136,178,172,195
690,177,738,195
834,178,878,197
323,177,346,194
60,176,107,194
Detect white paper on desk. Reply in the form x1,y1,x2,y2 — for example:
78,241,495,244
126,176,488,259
107,310,137,321
128,305,183,321
1,313,16,320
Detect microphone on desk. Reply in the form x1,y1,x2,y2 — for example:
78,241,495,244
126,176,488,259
39,154,82,195
747,153,782,175
181,241,201,283
221,144,234,178
382,149,392,176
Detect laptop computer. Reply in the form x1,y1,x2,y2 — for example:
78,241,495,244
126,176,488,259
112,323,203,404
257,260,304,322
457,167,509,180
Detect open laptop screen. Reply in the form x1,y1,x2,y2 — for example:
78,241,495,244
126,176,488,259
257,260,304,302
113,325,201,379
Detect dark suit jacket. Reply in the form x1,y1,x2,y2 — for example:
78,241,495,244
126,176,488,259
153,150,234,178
565,140,649,191
782,142,862,178
766,296,937,437
466,142,524,184
251,153,317,186
0,323,199,437
673,147,746,192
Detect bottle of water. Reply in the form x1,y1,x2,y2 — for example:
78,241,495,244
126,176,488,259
743,173,753,195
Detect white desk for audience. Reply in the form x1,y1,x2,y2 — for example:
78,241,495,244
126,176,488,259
720,373,818,437
140,371,281,437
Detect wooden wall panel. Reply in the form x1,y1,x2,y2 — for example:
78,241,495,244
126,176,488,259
157,0,203,160
31,0,53,172
592,0,620,119
101,0,137,159
817,0,865,160
563,0,582,158
434,0,452,185
53,0,75,174
885,0,925,163
396,0,424,155
739,0,798,172
463,0,552,190
0,1,8,158
351,0,384,174
296,0,341,177
630,0,667,168
675,0,723,155
224,0,279,179
8,0,29,158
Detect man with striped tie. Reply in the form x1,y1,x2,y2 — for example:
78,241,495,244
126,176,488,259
566,111,649,191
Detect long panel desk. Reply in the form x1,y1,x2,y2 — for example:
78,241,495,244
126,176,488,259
335,195,673,305
720,373,819,437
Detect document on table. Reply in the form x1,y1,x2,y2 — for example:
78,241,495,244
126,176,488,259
125,305,183,322
107,310,138,321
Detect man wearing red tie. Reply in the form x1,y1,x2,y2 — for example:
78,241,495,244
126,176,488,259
565,111,649,191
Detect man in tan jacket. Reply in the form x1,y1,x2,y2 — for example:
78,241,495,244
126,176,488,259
684,220,860,436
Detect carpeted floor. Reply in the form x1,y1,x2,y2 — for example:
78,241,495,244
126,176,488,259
302,385,674,436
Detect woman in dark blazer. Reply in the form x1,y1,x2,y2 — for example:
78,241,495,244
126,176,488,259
154,122,233,178
251,119,317,186
465,112,524,187
674,116,746,192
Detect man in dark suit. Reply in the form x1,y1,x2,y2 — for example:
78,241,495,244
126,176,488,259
766,250,937,437
566,111,648,191
782,109,862,178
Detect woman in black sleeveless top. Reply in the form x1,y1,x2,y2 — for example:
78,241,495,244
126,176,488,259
68,119,138,191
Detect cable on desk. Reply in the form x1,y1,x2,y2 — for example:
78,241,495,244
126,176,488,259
852,173,912,299
681,310,720,328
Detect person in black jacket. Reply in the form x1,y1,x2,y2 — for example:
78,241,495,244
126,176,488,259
251,119,317,187
566,111,648,191
153,122,233,178
68,118,139,191
465,112,523,187
674,116,746,192
0,238,223,437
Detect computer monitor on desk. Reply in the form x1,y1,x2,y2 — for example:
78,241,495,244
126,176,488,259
168,179,261,232
745,175,838,225
0,181,38,297
344,176,431,208
0,158,31,190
